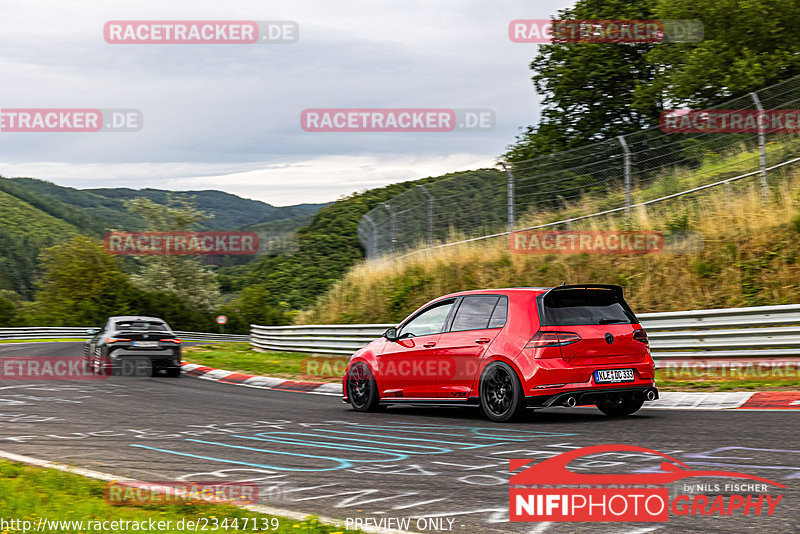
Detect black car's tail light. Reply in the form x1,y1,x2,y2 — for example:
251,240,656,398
106,337,131,344
632,329,649,344
525,331,581,348
160,338,181,344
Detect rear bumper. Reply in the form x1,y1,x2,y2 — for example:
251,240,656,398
527,386,659,407
106,350,180,368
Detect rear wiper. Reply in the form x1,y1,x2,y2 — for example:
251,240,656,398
598,318,627,324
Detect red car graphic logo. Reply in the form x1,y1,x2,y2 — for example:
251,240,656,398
510,444,786,487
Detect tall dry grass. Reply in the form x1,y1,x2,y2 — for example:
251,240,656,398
300,169,800,324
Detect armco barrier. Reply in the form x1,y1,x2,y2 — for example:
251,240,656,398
250,304,800,367
250,324,393,355
0,327,247,342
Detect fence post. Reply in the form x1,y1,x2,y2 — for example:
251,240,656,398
750,91,768,201
499,162,515,232
362,213,377,259
382,202,396,253
416,184,435,244
618,135,631,219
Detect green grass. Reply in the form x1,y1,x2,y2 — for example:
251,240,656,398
0,461,360,533
184,344,800,392
0,338,85,343
183,343,346,382
656,368,800,392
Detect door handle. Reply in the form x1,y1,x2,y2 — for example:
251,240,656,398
423,342,437,348
475,337,491,344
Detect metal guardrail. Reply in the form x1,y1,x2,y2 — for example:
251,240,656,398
175,331,249,342
250,324,392,355
0,327,248,342
250,304,800,365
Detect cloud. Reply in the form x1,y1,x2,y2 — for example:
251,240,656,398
0,0,572,203
0,153,495,204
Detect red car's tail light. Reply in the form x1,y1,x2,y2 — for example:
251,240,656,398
632,329,649,344
106,337,131,344
160,338,181,344
525,331,581,348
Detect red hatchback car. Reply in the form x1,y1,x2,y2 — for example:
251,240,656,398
343,284,658,422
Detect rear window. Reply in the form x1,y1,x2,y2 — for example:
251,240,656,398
539,289,637,326
114,321,171,332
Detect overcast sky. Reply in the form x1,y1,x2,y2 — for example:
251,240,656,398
0,0,574,205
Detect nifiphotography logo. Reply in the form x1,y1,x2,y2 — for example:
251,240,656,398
510,444,784,523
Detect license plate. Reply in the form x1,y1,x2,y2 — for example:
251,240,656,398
594,368,635,383
132,341,159,348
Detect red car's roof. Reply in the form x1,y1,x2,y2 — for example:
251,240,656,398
438,287,550,299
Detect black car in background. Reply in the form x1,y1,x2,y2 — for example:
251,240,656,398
83,316,182,377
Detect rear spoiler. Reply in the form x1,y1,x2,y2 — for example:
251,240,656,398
116,330,174,335
539,284,625,300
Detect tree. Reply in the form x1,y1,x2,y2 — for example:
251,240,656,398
506,0,660,161
505,0,800,162
125,195,221,313
643,0,800,107
20,235,217,330
218,284,290,332
0,290,20,326
22,236,136,325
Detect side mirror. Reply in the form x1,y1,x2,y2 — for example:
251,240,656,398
383,327,399,342
86,328,100,336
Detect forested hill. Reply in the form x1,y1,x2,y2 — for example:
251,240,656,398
244,169,502,309
0,176,323,297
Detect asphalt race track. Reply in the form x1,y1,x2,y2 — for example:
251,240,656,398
1,342,798,533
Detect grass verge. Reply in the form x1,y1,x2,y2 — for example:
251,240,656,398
183,343,345,383
300,168,800,325
185,343,799,392
0,460,359,533
655,368,800,392
0,338,85,343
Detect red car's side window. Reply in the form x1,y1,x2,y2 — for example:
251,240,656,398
398,300,455,337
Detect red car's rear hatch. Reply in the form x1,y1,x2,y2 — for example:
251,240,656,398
536,285,648,366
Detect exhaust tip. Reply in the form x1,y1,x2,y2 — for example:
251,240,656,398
564,396,577,408
646,390,656,401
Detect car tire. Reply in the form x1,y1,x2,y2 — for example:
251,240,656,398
166,367,181,378
596,397,645,417
479,361,526,422
346,362,381,412
93,349,110,376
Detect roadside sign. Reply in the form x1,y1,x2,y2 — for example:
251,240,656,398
216,315,228,325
